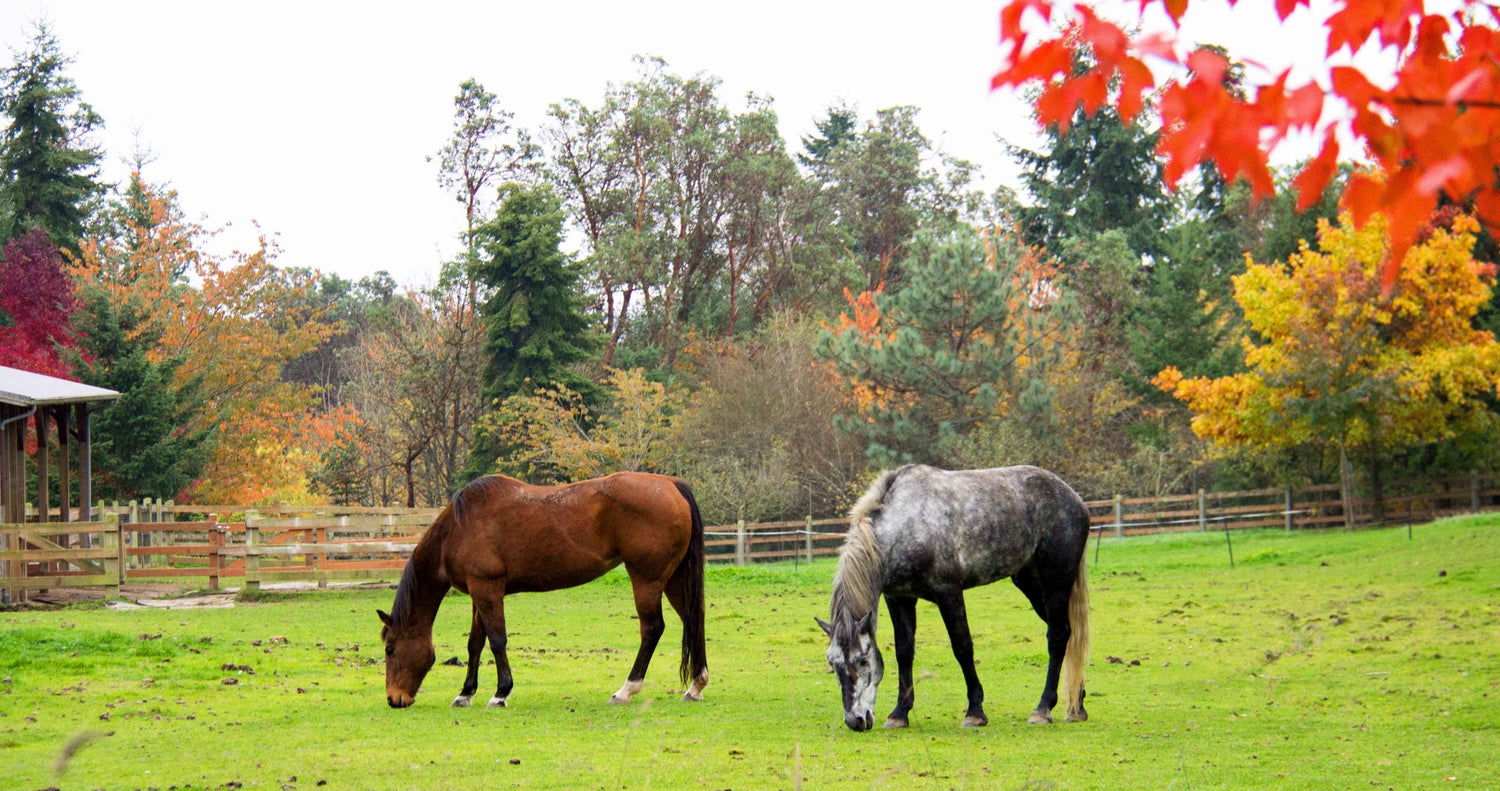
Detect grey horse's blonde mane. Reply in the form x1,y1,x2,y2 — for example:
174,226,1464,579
831,468,906,621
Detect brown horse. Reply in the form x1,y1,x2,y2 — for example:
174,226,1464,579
377,472,708,709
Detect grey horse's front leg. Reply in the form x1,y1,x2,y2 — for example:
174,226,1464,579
884,594,918,728
934,591,986,727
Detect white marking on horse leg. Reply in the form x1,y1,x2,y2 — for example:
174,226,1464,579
609,679,643,705
486,695,508,708
681,669,709,701
451,695,473,708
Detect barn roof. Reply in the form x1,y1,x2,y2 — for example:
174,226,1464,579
0,366,120,407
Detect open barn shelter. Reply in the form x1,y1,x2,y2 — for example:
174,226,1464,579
1,366,120,601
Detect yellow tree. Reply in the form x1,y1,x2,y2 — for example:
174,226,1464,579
1156,212,1500,519
483,368,685,483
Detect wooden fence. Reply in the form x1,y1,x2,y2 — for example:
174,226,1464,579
4,471,1498,600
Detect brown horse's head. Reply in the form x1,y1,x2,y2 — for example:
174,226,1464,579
377,609,435,708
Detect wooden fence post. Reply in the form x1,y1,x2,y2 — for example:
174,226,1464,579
208,514,222,592
1472,470,1481,514
315,524,328,589
804,515,814,563
1113,495,1124,538
1285,488,1295,531
244,510,261,592
1198,489,1207,531
102,513,121,598
735,520,747,566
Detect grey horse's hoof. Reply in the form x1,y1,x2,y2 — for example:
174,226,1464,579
486,696,507,708
1065,706,1088,723
961,714,988,728
680,690,704,702
883,717,909,729
1028,708,1053,724
607,694,629,705
451,695,473,708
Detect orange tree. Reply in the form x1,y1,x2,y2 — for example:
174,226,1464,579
72,177,345,504
1155,213,1500,516
992,0,1500,289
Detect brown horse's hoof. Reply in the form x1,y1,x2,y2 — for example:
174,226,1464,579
451,695,473,708
680,690,704,702
1065,707,1088,723
486,696,508,708
883,717,909,729
960,714,988,728
607,694,629,705
1028,709,1053,724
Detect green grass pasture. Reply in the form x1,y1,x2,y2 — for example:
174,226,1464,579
2,518,1497,789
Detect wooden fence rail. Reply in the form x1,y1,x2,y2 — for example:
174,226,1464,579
5,471,1500,600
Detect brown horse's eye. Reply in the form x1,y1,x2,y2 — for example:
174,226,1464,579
385,642,395,657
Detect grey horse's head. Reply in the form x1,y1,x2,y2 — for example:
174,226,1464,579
817,609,884,731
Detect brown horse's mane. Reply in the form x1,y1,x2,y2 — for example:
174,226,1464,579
390,477,511,627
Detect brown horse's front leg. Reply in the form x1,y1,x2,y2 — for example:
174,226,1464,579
469,583,513,708
453,602,485,707
610,576,667,704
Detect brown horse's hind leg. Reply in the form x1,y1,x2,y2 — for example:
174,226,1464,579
469,582,514,708
453,601,486,707
610,574,668,705
665,574,708,701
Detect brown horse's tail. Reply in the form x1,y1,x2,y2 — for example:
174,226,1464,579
671,480,708,687
1064,552,1091,720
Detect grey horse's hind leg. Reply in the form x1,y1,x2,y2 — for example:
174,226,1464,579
1020,562,1075,724
453,602,486,707
883,594,918,728
934,590,986,727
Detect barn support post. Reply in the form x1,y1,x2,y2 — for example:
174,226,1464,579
244,510,261,592
101,513,121,598
76,404,92,523
34,410,48,523
735,520,747,566
1472,470,1481,514
1198,489,1206,531
1113,495,1124,538
804,515,814,562
55,407,69,522
1285,489,1295,531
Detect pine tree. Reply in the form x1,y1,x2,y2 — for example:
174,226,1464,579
464,183,598,479
818,227,1056,466
0,22,104,250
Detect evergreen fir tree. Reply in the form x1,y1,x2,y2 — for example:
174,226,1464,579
464,182,598,479
0,22,104,250
72,287,212,501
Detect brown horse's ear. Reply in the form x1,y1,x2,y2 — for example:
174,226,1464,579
815,617,834,637
376,610,393,626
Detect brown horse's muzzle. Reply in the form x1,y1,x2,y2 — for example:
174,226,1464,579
387,690,415,708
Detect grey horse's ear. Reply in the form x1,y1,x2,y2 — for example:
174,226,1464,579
377,610,393,626
815,617,834,637
857,609,877,635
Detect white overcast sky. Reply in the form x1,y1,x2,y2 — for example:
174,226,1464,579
0,1,1362,289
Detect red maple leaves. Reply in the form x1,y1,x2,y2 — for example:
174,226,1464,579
992,0,1500,291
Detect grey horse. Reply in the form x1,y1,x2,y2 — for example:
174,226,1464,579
817,464,1092,731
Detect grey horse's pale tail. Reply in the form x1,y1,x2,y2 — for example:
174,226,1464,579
1064,554,1090,720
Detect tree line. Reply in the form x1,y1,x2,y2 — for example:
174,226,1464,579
3,25,1498,524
